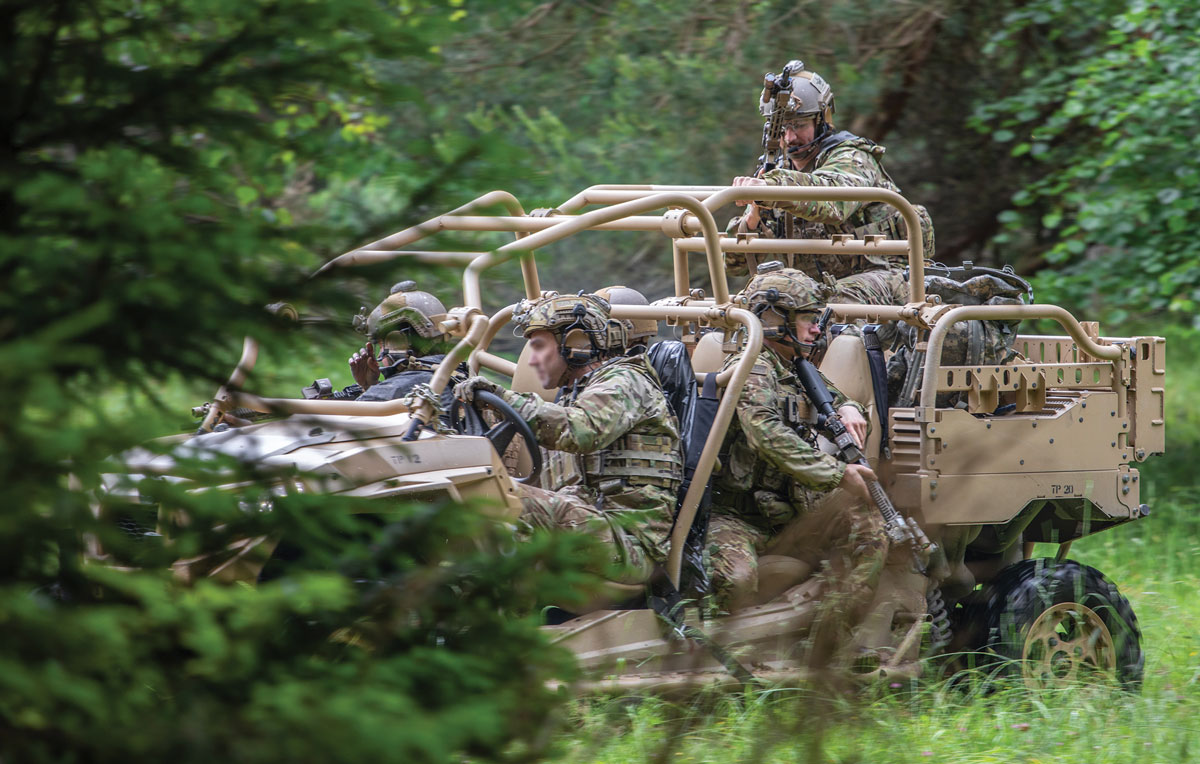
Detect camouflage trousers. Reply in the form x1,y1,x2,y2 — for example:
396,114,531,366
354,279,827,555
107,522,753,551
828,265,909,349
706,513,769,611
708,491,889,625
517,483,665,585
786,497,891,669
829,265,908,307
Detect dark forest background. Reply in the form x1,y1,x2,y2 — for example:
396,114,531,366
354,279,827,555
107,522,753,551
2,0,1198,760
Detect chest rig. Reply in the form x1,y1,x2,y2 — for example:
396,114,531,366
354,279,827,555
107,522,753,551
543,357,683,496
713,356,823,520
809,134,907,276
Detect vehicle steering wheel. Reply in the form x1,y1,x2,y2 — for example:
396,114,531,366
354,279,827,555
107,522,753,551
448,390,542,486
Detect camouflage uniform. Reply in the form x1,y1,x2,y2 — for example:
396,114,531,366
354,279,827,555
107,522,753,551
700,262,889,620
729,133,933,310
497,354,683,585
708,345,870,597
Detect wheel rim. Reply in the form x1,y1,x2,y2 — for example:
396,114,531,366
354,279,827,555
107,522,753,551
1021,601,1117,688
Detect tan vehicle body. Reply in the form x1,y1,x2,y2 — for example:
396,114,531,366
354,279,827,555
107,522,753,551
97,185,1164,690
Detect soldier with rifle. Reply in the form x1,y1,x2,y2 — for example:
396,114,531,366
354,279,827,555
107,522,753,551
707,262,895,666
728,60,935,315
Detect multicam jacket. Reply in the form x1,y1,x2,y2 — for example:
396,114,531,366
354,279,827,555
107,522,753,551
729,131,935,280
712,346,864,532
499,354,684,559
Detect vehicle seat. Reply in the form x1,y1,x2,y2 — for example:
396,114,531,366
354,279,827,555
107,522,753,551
818,333,882,460
690,330,728,382
748,555,815,606
567,580,647,614
646,340,697,445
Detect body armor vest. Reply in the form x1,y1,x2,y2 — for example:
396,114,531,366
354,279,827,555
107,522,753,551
712,364,825,526
543,356,684,495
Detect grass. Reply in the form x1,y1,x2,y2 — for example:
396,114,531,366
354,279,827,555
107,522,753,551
552,572,1200,762
549,492,1200,764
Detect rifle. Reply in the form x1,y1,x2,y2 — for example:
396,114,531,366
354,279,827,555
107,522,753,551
300,378,364,401
793,357,936,574
749,60,806,239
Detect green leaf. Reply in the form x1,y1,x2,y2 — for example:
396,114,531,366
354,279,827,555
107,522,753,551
235,186,259,206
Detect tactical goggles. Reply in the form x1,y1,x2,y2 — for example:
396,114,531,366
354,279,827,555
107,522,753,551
781,115,817,132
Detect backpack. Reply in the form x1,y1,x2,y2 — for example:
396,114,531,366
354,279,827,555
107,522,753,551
888,262,1034,409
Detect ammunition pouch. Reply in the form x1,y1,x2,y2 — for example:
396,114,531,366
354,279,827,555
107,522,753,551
582,433,683,492
781,392,814,431
544,448,586,492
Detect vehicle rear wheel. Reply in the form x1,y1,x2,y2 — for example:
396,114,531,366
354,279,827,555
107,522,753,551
980,558,1143,689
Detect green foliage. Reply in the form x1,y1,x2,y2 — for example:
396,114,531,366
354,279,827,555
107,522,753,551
973,0,1200,324
412,0,956,300
2,493,593,762
556,508,1200,763
0,1,589,760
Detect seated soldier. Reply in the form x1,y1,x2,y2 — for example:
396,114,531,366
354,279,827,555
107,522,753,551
347,281,466,410
708,262,886,630
454,293,683,586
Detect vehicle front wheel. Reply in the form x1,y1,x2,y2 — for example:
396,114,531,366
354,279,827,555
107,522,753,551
980,558,1144,689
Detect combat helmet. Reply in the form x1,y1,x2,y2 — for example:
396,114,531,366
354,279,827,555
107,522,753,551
595,285,657,347
739,261,827,352
514,292,628,366
760,59,835,127
353,281,450,353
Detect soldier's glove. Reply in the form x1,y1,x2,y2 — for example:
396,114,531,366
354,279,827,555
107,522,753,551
453,375,502,403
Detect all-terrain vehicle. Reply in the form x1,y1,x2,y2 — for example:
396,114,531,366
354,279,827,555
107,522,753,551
95,185,1165,690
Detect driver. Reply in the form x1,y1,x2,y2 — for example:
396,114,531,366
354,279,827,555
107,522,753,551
454,293,683,585
348,281,466,407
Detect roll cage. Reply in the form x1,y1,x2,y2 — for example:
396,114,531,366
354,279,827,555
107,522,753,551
201,184,1159,587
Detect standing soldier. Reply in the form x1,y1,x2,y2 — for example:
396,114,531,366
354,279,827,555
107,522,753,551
708,263,888,661
454,293,683,586
729,61,934,311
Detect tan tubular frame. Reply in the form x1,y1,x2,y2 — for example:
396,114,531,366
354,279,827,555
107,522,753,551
463,192,730,307
316,190,528,274
548,185,926,302
198,337,260,431
916,305,1123,413
662,307,760,588
557,185,727,213
827,302,1127,415
700,186,926,304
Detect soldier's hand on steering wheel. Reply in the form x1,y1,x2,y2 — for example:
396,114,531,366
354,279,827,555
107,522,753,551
454,375,502,403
